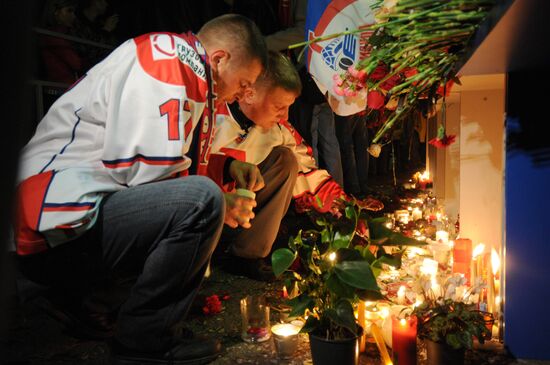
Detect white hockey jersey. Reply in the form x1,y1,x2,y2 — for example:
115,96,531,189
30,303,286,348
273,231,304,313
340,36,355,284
15,32,228,255
212,103,346,213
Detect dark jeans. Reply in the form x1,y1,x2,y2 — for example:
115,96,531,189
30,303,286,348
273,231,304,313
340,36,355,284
18,176,225,352
335,113,370,196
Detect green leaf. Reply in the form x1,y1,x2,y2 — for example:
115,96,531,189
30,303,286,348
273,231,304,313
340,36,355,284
272,248,296,277
357,289,385,301
362,246,377,263
334,261,379,291
344,205,357,220
333,231,352,250
326,273,355,299
321,229,331,244
288,295,314,317
336,248,364,262
329,300,357,333
377,253,403,269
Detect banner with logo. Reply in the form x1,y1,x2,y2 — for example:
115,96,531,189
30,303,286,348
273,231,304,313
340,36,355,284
305,0,376,116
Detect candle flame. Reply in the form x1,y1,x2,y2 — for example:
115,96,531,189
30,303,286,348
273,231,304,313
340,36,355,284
491,248,500,276
398,286,406,296
420,170,430,181
328,252,336,261
472,243,486,258
400,318,407,326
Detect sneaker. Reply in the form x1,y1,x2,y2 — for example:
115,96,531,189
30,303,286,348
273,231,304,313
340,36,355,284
111,336,223,365
33,295,115,340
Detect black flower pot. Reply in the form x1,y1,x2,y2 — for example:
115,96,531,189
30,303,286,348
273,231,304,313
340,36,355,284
425,339,465,365
308,326,362,365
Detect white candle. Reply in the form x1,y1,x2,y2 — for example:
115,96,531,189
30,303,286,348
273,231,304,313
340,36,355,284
412,207,422,221
420,258,439,278
397,286,406,305
272,323,300,358
435,230,449,244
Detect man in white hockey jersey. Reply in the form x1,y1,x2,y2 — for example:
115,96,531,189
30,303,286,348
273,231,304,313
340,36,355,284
15,14,267,365
212,51,383,281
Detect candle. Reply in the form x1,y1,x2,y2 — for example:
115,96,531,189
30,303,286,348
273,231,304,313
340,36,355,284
420,258,438,278
371,323,394,365
392,316,417,365
435,230,449,244
452,238,472,283
412,208,422,221
397,286,406,305
471,243,486,286
490,248,501,314
271,323,300,358
357,301,366,352
282,286,288,299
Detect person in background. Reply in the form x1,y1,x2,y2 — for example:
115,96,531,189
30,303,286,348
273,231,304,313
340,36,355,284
73,0,120,65
335,112,370,197
212,51,383,281
15,14,266,365
39,0,86,85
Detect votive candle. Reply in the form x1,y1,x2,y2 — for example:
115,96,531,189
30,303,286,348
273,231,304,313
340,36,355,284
392,316,417,365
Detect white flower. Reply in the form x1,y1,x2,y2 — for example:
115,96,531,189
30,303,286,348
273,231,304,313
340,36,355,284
368,143,382,158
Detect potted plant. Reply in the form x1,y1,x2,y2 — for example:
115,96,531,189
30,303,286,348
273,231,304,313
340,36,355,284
412,274,491,365
272,198,422,365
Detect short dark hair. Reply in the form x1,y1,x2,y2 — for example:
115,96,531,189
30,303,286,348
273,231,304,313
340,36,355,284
198,14,267,69
256,51,302,94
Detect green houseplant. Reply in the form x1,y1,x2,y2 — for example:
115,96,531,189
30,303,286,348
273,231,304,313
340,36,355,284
412,274,491,365
272,198,423,364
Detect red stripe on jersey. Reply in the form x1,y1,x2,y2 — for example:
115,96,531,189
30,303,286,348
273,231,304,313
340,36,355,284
43,205,94,212
219,147,246,161
14,171,54,255
280,120,314,157
134,33,208,102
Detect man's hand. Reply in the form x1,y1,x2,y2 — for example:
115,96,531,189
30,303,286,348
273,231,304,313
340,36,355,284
224,192,256,229
229,160,265,191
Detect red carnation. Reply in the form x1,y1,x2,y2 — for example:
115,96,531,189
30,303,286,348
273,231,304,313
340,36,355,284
369,64,388,81
367,90,386,110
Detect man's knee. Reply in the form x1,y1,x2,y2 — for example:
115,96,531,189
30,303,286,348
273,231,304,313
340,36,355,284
269,146,299,179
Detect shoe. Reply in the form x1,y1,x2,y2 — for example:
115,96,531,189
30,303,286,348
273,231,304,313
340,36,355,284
34,295,115,340
222,255,276,282
111,336,223,365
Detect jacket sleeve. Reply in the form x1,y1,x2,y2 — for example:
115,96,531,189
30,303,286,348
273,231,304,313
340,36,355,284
279,120,349,212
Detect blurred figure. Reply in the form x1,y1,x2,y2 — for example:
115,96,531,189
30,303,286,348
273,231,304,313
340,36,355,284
39,0,85,85
74,0,119,64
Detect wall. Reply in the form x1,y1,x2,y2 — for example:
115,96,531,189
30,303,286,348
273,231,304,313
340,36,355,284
458,89,505,250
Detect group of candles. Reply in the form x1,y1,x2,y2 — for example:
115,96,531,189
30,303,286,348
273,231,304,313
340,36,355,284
356,301,417,365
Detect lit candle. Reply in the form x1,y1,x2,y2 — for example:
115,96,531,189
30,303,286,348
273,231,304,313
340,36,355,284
282,286,288,299
420,258,438,278
411,208,422,221
452,238,472,283
397,286,406,305
357,301,366,352
435,230,449,244
392,316,417,365
471,243,486,286
271,323,300,358
489,248,501,314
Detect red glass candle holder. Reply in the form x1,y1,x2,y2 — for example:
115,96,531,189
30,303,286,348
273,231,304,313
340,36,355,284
392,316,417,365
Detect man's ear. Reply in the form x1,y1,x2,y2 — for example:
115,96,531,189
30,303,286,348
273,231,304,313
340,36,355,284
209,49,229,73
242,87,256,104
